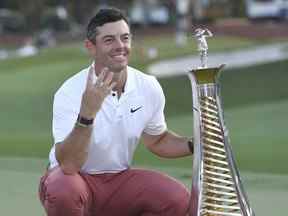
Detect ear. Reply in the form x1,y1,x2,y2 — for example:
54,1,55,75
85,39,96,56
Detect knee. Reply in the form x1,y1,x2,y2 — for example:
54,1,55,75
44,168,88,206
166,188,190,216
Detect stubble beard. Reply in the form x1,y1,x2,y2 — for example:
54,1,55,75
108,59,128,73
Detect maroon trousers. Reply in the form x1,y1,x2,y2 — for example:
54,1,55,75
39,167,190,216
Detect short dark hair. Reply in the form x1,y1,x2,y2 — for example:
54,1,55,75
86,8,129,44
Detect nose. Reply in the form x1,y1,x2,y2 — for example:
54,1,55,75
114,37,124,49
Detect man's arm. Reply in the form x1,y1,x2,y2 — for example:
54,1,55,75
142,130,192,158
55,67,116,175
55,125,92,175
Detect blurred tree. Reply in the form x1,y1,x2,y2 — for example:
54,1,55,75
68,0,134,25
0,1,6,8
67,0,99,25
231,0,246,17
175,0,191,46
192,0,204,20
0,0,139,31
18,0,45,32
0,0,18,9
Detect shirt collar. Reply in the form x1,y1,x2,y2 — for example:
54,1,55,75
123,66,136,94
89,62,136,94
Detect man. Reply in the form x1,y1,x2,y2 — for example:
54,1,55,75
39,7,193,216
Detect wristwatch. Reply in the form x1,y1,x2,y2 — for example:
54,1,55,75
188,139,194,154
75,115,94,128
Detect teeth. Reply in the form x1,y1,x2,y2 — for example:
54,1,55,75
113,53,125,56
113,55,125,59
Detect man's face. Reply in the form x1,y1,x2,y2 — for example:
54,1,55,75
92,20,131,73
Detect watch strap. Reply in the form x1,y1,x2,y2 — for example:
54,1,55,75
188,139,194,154
76,115,94,127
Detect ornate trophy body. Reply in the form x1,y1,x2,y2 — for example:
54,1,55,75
188,28,255,216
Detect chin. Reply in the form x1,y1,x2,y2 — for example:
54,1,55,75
111,63,127,72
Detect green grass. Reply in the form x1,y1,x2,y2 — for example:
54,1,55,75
159,59,288,116
0,35,287,215
134,99,288,174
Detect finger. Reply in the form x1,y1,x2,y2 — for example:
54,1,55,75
95,67,108,86
107,81,117,92
103,71,114,86
86,67,94,89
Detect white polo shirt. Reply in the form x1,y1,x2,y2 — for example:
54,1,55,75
49,64,167,174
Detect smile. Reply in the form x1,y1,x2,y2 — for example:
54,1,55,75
111,54,127,62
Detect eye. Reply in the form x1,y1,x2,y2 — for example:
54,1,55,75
122,34,131,42
103,37,114,44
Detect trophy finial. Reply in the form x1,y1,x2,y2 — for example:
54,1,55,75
193,28,213,68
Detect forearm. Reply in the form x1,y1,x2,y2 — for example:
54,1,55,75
56,125,92,174
145,131,192,158
54,67,116,174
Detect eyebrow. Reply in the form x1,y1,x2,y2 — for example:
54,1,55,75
101,33,131,40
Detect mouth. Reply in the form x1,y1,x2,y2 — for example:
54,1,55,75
111,52,128,62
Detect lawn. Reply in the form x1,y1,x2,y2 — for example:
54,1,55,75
0,34,287,215
134,99,288,175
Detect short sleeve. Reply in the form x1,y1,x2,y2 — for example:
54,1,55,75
143,77,167,135
52,91,78,144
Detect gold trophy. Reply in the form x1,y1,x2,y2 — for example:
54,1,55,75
188,28,255,216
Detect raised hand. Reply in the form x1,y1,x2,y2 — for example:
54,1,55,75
79,67,117,119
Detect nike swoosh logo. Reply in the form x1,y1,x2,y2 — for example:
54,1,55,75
130,106,142,113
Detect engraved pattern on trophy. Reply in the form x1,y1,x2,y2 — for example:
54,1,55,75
188,28,255,216
199,85,241,216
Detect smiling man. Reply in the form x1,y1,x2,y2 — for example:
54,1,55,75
38,8,193,216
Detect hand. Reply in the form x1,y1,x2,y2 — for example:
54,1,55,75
79,67,117,119
204,28,213,37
